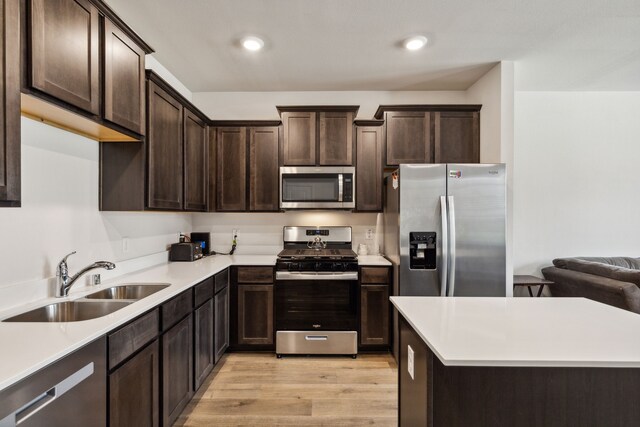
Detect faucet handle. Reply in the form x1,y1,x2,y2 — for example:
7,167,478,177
57,251,77,275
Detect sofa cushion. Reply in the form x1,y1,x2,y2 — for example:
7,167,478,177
553,257,640,270
553,258,640,287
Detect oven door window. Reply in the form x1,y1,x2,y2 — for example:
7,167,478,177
275,280,357,331
281,174,340,202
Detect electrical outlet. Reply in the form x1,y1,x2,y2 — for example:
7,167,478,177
366,229,374,240
232,229,239,238
122,237,130,253
407,345,415,380
177,232,183,242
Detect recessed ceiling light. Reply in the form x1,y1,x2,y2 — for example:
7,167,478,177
404,35,428,51
241,36,264,51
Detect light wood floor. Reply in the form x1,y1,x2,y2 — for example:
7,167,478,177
175,352,398,426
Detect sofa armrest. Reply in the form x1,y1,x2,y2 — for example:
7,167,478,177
542,266,640,314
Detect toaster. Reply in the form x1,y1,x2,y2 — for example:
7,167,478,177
169,242,203,262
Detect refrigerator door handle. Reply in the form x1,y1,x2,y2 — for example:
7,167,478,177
447,195,456,296
440,196,449,297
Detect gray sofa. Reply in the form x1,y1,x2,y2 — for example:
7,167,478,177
542,257,640,314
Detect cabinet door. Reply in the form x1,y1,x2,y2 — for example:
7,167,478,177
237,284,274,346
282,111,316,165
249,127,279,211
214,286,229,363
319,112,353,165
360,284,390,346
30,0,99,114
184,110,208,211
162,315,193,427
356,126,383,211
104,18,146,135
434,111,480,163
194,299,214,391
109,341,159,427
216,127,246,211
147,80,184,210
0,0,20,207
385,111,431,166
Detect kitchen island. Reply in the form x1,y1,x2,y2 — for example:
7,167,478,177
391,297,640,427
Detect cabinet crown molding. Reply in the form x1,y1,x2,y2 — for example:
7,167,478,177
276,105,360,117
373,104,482,119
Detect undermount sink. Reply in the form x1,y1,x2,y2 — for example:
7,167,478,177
84,283,170,300
3,300,131,323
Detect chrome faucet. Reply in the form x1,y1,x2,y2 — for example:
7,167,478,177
56,251,116,297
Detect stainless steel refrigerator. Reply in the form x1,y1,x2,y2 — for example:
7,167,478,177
384,164,507,356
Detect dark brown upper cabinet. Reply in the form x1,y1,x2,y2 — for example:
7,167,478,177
278,106,358,167
211,121,281,213
384,111,431,166
0,0,21,207
375,105,481,167
104,17,146,136
22,0,153,142
147,79,184,210
249,127,279,211
434,111,480,163
29,0,100,115
281,111,316,165
183,109,208,212
319,111,354,165
355,121,384,212
215,127,247,211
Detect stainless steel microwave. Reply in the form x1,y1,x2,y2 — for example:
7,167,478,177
279,166,355,209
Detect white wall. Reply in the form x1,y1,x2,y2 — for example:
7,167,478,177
0,118,191,306
146,55,193,101
513,91,640,275
192,212,381,256
192,91,468,120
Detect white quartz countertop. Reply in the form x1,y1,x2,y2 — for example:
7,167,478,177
0,253,391,391
391,296,640,368
0,254,276,392
357,255,391,266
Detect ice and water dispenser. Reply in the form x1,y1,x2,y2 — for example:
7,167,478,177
409,232,436,269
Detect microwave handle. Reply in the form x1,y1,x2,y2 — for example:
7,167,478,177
338,174,344,202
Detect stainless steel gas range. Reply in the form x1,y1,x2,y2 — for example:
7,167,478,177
275,226,358,358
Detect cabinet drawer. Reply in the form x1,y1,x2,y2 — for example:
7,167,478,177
161,290,193,331
194,277,214,307
361,267,390,284
215,268,229,293
237,266,274,284
108,309,159,370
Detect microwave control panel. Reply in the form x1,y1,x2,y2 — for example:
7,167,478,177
343,176,353,202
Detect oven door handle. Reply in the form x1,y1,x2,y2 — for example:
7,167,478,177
275,271,358,281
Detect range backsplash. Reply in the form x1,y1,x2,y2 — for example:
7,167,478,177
191,212,383,256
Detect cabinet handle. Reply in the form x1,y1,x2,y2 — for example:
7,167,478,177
305,335,328,341
0,363,94,427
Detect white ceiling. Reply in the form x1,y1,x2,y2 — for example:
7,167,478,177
106,0,640,92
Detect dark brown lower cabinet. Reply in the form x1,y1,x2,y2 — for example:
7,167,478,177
109,341,160,427
359,267,392,350
214,284,230,362
360,284,390,347
162,315,193,427
237,284,274,346
193,299,214,390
